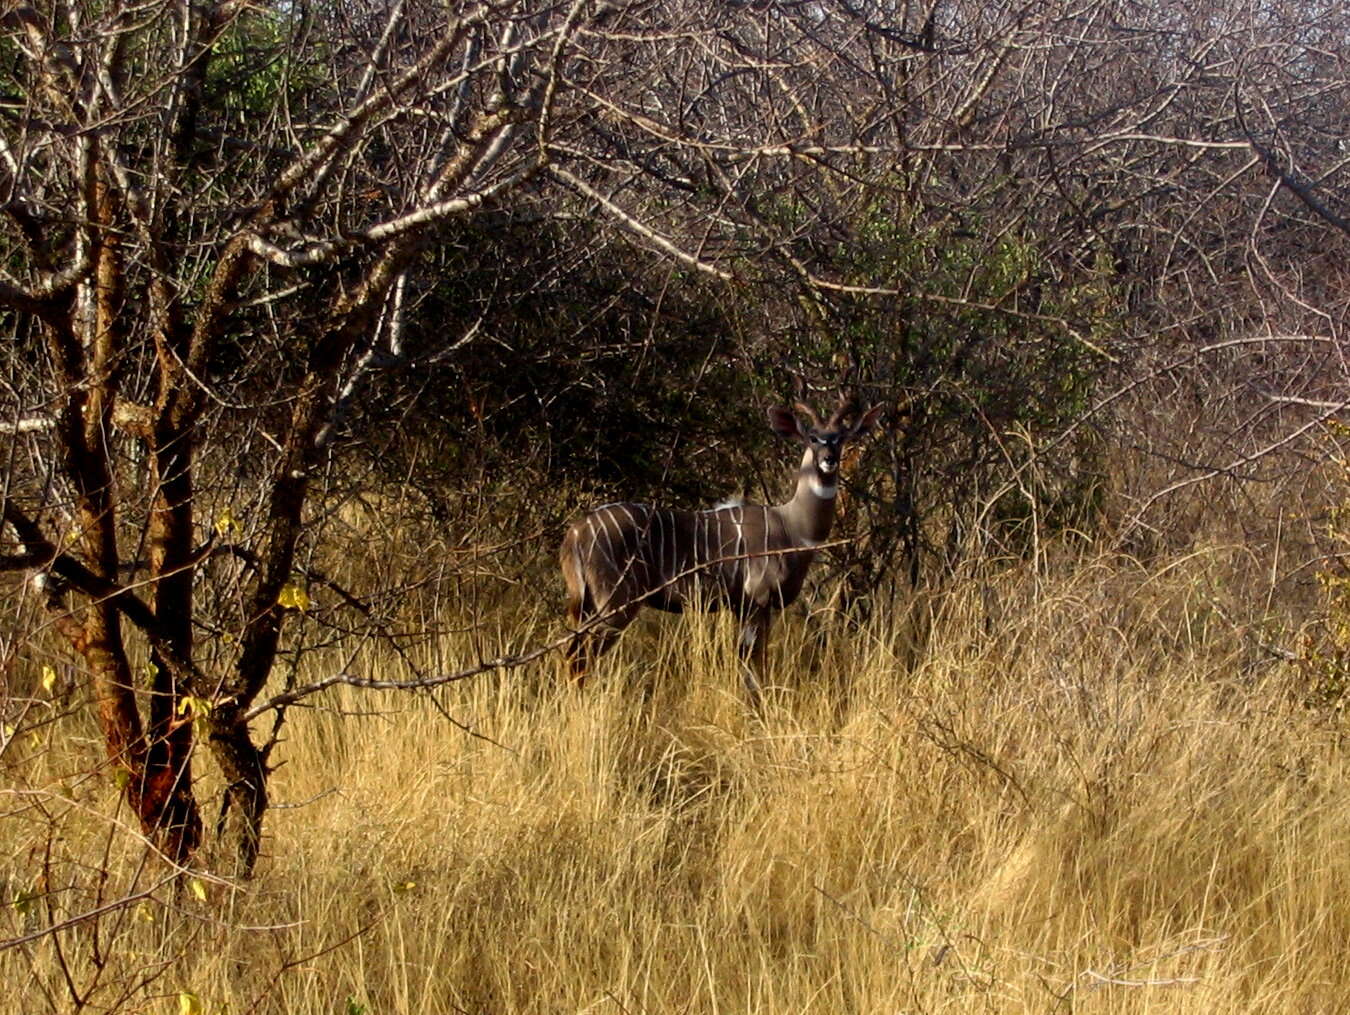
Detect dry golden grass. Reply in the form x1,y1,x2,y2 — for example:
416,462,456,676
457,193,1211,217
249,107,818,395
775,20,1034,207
4,541,1350,1013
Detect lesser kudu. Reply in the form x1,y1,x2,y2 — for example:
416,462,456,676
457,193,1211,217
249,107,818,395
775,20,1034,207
559,393,882,706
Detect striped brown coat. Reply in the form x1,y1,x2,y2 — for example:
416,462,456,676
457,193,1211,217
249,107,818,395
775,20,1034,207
561,398,882,705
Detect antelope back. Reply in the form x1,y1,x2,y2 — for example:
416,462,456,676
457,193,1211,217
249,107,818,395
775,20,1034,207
565,500,805,614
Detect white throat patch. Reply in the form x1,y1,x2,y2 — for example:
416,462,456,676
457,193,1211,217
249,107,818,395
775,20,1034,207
809,476,838,500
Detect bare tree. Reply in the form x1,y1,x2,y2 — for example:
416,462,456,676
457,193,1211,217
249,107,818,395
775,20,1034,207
0,0,641,875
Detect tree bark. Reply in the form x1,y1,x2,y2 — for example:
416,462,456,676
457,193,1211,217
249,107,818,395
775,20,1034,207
209,705,269,877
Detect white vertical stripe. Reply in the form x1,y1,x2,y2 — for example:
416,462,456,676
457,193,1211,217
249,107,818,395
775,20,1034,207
656,509,667,580
681,512,689,572
734,505,745,588
762,506,770,586
652,507,665,581
621,504,642,585
666,510,675,581
599,507,617,571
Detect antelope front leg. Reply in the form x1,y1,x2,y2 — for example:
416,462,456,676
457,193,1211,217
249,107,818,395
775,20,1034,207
737,608,771,710
563,630,595,686
564,604,638,688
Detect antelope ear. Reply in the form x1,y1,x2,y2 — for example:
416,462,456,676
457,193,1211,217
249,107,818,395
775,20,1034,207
849,404,885,438
767,405,806,440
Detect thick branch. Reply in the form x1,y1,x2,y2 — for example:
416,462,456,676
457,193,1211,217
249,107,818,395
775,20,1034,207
246,127,541,268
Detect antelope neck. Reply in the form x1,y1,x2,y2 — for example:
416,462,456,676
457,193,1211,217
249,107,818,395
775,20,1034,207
775,447,838,546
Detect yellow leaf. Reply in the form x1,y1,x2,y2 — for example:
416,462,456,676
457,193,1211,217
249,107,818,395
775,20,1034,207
2,723,14,742
114,768,130,790
188,878,207,903
178,991,203,1015
41,666,57,693
215,507,241,539
278,582,311,611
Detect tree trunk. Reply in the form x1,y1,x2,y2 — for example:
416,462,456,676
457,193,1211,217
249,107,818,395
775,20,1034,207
209,708,269,878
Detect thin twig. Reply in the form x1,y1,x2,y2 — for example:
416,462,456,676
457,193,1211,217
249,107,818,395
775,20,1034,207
242,537,854,720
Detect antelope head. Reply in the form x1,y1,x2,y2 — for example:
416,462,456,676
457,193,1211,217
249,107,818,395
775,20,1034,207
767,395,884,483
